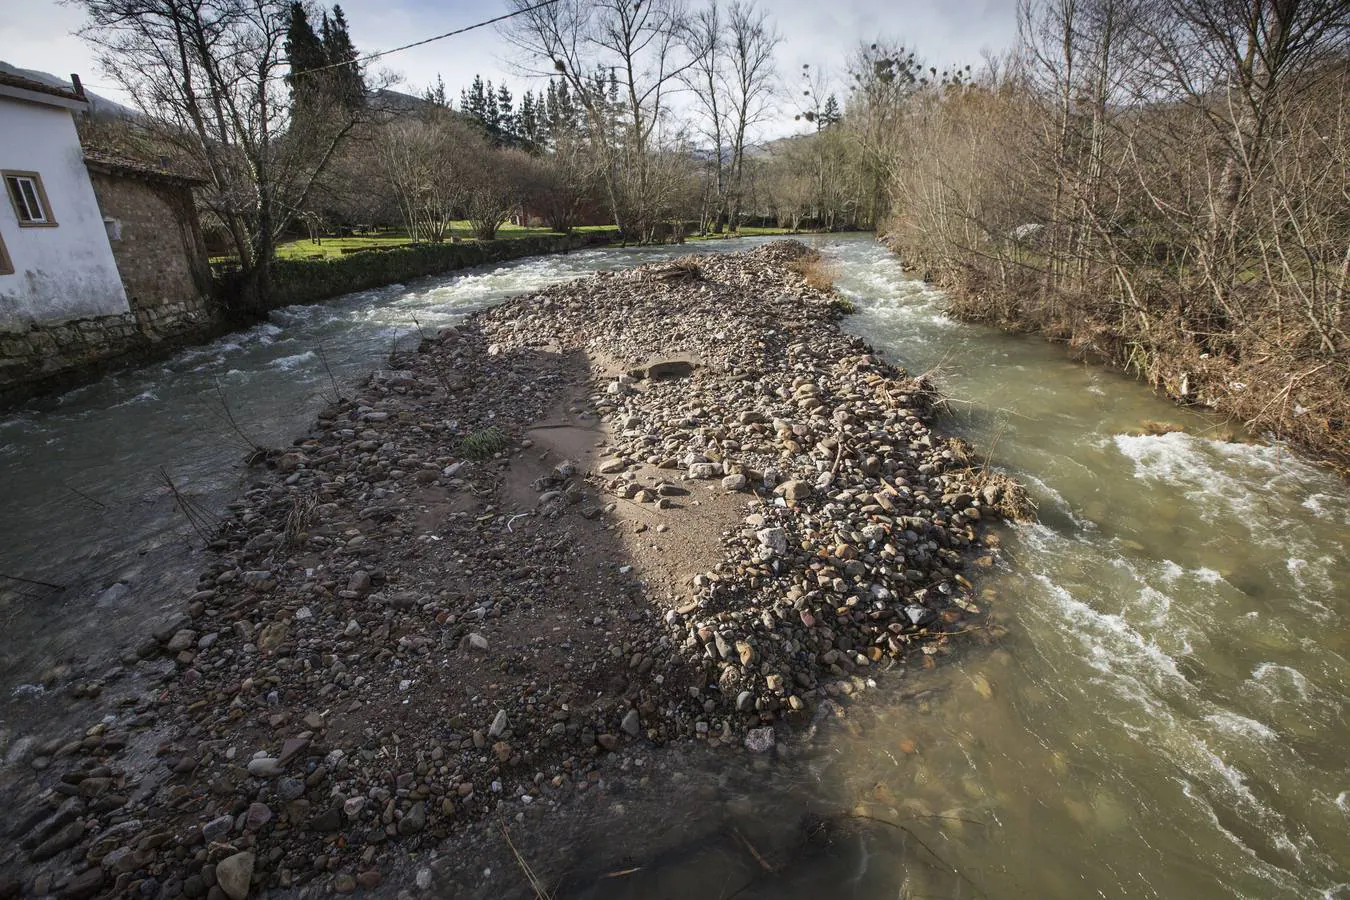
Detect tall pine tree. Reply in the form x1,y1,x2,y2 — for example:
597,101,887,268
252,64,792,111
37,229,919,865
820,95,841,127
322,5,364,108
543,81,559,136
422,74,448,108
482,79,500,134
518,90,539,150
495,84,515,143
290,4,364,110
285,4,327,79
284,2,327,115
463,75,489,125
543,78,579,144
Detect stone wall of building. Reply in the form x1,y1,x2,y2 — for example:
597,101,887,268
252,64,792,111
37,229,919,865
0,168,222,406
89,169,216,339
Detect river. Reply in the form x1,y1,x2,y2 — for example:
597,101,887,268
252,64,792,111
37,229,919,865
1,235,1347,898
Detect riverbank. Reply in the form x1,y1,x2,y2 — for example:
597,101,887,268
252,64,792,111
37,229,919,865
0,241,1013,898
896,249,1349,476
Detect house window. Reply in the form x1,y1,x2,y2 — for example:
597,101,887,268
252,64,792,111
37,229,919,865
3,171,56,227
0,232,12,275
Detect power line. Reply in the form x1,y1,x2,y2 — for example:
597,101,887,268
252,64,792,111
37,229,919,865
289,0,561,81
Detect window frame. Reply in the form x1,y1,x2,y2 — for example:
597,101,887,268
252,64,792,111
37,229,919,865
0,230,12,275
3,170,57,228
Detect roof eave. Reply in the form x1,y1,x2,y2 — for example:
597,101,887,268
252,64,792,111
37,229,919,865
83,155,207,186
0,83,89,112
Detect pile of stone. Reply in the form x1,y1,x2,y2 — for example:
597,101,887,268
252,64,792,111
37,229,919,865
0,242,1007,899
480,241,998,732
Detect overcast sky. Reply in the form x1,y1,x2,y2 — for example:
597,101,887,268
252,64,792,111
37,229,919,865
4,0,1017,138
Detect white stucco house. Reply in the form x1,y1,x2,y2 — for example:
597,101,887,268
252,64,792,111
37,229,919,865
0,71,129,332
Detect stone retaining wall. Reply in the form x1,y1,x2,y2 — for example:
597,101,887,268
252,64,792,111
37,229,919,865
264,231,614,310
0,308,222,407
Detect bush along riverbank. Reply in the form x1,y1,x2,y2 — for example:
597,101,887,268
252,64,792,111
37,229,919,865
892,244,1350,475
0,241,1025,899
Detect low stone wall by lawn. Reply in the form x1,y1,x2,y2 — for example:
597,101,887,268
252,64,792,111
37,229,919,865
266,232,613,309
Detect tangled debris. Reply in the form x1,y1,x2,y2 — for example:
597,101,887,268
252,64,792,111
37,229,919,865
0,242,1017,899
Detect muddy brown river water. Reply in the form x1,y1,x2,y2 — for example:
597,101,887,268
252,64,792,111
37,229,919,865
1,236,1347,898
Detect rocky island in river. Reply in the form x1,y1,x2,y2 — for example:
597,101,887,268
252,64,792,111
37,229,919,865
0,242,1020,899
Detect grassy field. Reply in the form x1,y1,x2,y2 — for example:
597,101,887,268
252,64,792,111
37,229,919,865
213,224,811,264
268,223,617,261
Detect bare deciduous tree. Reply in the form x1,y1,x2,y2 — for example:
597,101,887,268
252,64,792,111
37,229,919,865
681,0,728,231
462,145,528,241
380,116,468,243
505,0,704,239
723,1,779,227
682,0,779,232
76,0,369,312
519,131,601,232
882,0,1349,465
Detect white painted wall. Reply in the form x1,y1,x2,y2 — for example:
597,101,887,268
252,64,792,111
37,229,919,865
0,99,128,332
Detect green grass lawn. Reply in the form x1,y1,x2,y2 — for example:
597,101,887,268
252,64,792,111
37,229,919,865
211,223,800,264
274,233,416,260
260,224,617,262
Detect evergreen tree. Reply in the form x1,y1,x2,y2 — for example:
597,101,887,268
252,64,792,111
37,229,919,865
518,90,539,149
588,67,607,113
495,83,515,143
284,2,327,101
482,79,500,134
554,80,576,132
543,81,559,137
321,5,364,108
821,94,842,127
543,78,580,143
326,5,357,62
422,74,448,108
538,78,582,146
463,75,489,123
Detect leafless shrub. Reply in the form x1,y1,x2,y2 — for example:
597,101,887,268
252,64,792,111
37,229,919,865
788,255,837,292
161,468,222,542
285,492,318,548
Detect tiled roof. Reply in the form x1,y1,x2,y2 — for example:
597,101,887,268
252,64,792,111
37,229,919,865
0,71,85,103
83,148,207,185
